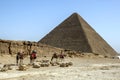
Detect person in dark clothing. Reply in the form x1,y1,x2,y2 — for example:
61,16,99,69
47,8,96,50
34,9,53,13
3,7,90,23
16,51,24,66
51,52,58,61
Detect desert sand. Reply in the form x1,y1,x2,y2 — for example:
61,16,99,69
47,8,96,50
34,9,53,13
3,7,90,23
0,54,120,80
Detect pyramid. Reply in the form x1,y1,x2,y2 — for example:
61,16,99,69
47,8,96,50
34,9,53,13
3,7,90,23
39,13,117,57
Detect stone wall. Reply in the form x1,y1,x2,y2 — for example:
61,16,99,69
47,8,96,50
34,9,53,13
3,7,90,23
0,40,10,55
0,39,62,57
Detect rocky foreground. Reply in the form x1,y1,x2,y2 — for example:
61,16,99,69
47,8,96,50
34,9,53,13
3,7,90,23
0,55,120,80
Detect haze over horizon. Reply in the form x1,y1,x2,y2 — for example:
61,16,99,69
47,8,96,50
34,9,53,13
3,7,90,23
0,0,120,53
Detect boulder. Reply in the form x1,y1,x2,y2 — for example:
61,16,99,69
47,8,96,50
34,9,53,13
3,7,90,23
60,63,67,67
67,62,73,66
59,62,73,67
0,64,12,72
40,63,49,67
33,62,40,68
18,65,27,71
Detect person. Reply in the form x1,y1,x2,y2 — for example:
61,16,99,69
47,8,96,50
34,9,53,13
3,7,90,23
59,50,65,62
16,51,24,66
30,50,37,65
51,52,58,62
16,52,20,65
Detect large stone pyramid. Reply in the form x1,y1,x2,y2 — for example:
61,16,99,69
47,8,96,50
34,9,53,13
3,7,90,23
39,13,117,57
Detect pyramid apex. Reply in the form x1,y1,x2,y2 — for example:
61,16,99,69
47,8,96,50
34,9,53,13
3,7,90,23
69,12,81,20
71,12,79,16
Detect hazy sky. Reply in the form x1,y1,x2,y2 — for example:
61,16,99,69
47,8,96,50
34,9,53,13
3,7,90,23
0,0,120,53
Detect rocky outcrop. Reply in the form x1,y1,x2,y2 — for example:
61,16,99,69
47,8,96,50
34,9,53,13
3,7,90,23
0,40,10,55
0,39,62,56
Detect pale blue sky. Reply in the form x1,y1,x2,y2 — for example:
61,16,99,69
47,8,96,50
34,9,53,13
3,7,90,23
0,0,120,53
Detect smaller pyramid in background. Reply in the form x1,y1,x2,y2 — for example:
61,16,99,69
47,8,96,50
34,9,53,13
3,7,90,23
39,13,117,57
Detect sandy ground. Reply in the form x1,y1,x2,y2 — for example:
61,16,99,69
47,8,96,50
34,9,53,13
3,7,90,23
0,55,120,80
